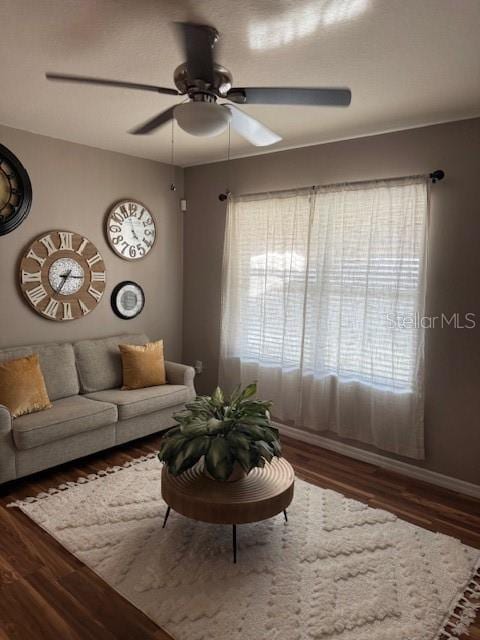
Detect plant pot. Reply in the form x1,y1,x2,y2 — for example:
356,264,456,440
204,461,247,482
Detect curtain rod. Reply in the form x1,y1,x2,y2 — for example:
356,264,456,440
220,169,445,201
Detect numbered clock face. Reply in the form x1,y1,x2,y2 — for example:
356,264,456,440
0,143,32,236
111,281,145,319
20,231,106,321
106,200,156,261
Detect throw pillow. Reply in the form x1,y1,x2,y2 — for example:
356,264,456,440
119,340,166,390
0,354,52,418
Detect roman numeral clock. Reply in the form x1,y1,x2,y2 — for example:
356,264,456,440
20,231,106,321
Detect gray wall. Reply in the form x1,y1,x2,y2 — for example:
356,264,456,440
0,125,184,361
184,117,480,485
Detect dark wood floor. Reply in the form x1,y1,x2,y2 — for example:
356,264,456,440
0,434,479,640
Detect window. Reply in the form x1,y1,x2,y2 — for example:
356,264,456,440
220,177,428,459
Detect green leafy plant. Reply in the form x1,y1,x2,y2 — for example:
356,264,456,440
158,383,281,481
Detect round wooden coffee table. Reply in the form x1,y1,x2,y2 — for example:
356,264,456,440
161,457,295,562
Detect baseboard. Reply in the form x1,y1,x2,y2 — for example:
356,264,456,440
275,422,480,500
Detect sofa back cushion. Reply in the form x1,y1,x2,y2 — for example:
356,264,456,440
0,342,79,401
74,334,149,393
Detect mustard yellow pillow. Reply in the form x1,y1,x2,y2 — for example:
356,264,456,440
0,354,52,418
119,340,166,390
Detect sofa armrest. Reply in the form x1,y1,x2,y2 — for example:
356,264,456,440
0,405,16,484
0,404,12,434
165,361,196,399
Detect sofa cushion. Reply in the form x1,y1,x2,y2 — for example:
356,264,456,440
86,385,189,421
0,342,79,401
13,395,117,450
74,334,149,393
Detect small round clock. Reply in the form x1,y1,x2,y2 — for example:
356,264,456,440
0,143,32,236
111,281,145,319
20,231,106,321
106,200,156,261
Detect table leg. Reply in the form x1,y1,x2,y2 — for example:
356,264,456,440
233,524,237,563
283,509,288,523
162,506,171,529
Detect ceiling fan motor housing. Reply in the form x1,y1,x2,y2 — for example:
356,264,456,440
173,63,233,97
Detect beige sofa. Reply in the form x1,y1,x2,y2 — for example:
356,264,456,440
0,334,195,484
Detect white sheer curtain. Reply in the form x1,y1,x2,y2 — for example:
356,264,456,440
220,177,429,459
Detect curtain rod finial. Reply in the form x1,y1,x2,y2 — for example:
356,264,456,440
430,170,445,184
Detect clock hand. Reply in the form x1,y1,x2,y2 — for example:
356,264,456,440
57,278,67,294
56,269,72,294
128,218,140,241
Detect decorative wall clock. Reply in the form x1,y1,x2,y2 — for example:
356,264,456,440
20,231,106,321
111,281,145,319
0,143,32,236
106,200,156,261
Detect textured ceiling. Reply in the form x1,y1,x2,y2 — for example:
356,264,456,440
1,0,480,167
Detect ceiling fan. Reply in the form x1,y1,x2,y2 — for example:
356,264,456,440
46,22,351,147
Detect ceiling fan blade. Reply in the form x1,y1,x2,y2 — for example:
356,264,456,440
46,73,179,96
129,106,176,135
224,104,281,147
227,87,351,107
175,22,218,84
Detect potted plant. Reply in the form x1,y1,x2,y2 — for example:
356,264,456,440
157,383,282,481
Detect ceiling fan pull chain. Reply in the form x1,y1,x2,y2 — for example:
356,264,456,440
227,121,232,196
219,123,232,201
170,118,176,191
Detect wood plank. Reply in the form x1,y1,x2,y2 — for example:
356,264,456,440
0,509,45,578
0,575,83,640
26,568,118,640
5,508,82,577
59,568,174,640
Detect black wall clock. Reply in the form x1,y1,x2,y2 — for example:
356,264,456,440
111,281,145,319
0,143,32,236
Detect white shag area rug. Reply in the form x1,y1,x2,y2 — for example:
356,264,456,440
9,454,480,640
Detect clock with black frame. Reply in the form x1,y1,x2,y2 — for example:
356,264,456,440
0,143,32,235
111,281,145,319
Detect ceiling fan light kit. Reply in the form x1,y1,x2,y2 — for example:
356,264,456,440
174,101,231,137
46,21,351,148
